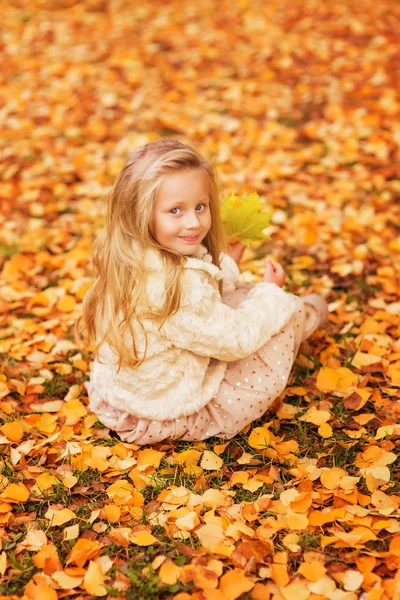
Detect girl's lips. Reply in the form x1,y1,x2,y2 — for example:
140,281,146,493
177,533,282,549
179,235,200,242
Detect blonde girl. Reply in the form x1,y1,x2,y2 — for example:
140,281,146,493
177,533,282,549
77,139,328,445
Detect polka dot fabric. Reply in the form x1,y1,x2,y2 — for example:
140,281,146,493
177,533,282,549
93,284,327,445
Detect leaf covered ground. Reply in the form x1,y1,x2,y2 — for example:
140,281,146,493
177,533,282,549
0,1,400,599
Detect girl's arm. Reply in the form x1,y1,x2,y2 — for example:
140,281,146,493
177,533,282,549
219,252,242,294
159,270,298,362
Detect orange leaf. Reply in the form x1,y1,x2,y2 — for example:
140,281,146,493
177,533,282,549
0,420,24,442
24,578,58,600
136,448,165,468
193,566,219,589
316,367,339,392
33,543,62,575
297,560,327,581
389,535,400,556
0,482,30,503
57,295,76,312
218,568,255,600
271,563,290,586
100,504,121,523
67,538,103,568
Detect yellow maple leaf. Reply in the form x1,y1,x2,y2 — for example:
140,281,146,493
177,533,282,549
221,192,272,245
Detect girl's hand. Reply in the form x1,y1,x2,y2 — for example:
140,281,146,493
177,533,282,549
263,259,286,287
228,241,246,264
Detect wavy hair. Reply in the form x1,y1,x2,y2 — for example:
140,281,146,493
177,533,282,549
75,138,228,371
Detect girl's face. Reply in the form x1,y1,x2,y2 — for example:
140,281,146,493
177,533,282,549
151,168,212,256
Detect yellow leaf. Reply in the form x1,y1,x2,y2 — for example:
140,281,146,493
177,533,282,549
308,577,337,595
158,561,181,585
0,381,10,400
248,424,271,449
36,473,60,490
318,423,333,438
62,475,78,489
107,479,134,503
351,352,381,369
300,408,331,426
200,450,223,471
281,582,311,600
52,571,84,589
196,523,225,550
45,507,76,527
286,512,309,530
202,489,228,508
336,367,358,391
63,524,80,541
175,511,200,531
371,490,395,510
320,468,347,490
0,551,7,576
130,531,159,546
342,570,364,592
62,399,87,426
221,192,272,245
83,561,107,596
243,477,264,492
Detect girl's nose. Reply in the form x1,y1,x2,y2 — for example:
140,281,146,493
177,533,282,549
186,212,201,228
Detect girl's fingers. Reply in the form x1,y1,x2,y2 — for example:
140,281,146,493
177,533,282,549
264,260,274,273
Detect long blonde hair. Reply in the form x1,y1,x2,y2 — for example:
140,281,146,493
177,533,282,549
75,138,228,371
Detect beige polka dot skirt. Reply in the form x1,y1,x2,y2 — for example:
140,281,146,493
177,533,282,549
93,284,327,445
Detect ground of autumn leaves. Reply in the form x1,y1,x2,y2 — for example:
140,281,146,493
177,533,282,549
0,0,400,599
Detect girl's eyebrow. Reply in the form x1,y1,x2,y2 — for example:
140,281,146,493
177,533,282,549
165,197,209,208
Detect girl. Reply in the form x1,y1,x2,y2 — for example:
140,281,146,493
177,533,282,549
77,139,328,445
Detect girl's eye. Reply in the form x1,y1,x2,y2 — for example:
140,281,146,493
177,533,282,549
196,203,207,211
170,207,181,215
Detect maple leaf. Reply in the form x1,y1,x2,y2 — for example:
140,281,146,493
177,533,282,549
221,192,272,245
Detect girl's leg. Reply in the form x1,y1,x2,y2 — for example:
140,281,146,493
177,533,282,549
181,296,307,440
181,289,328,441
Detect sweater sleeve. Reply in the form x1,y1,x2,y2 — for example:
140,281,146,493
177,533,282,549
219,252,241,294
159,270,298,362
